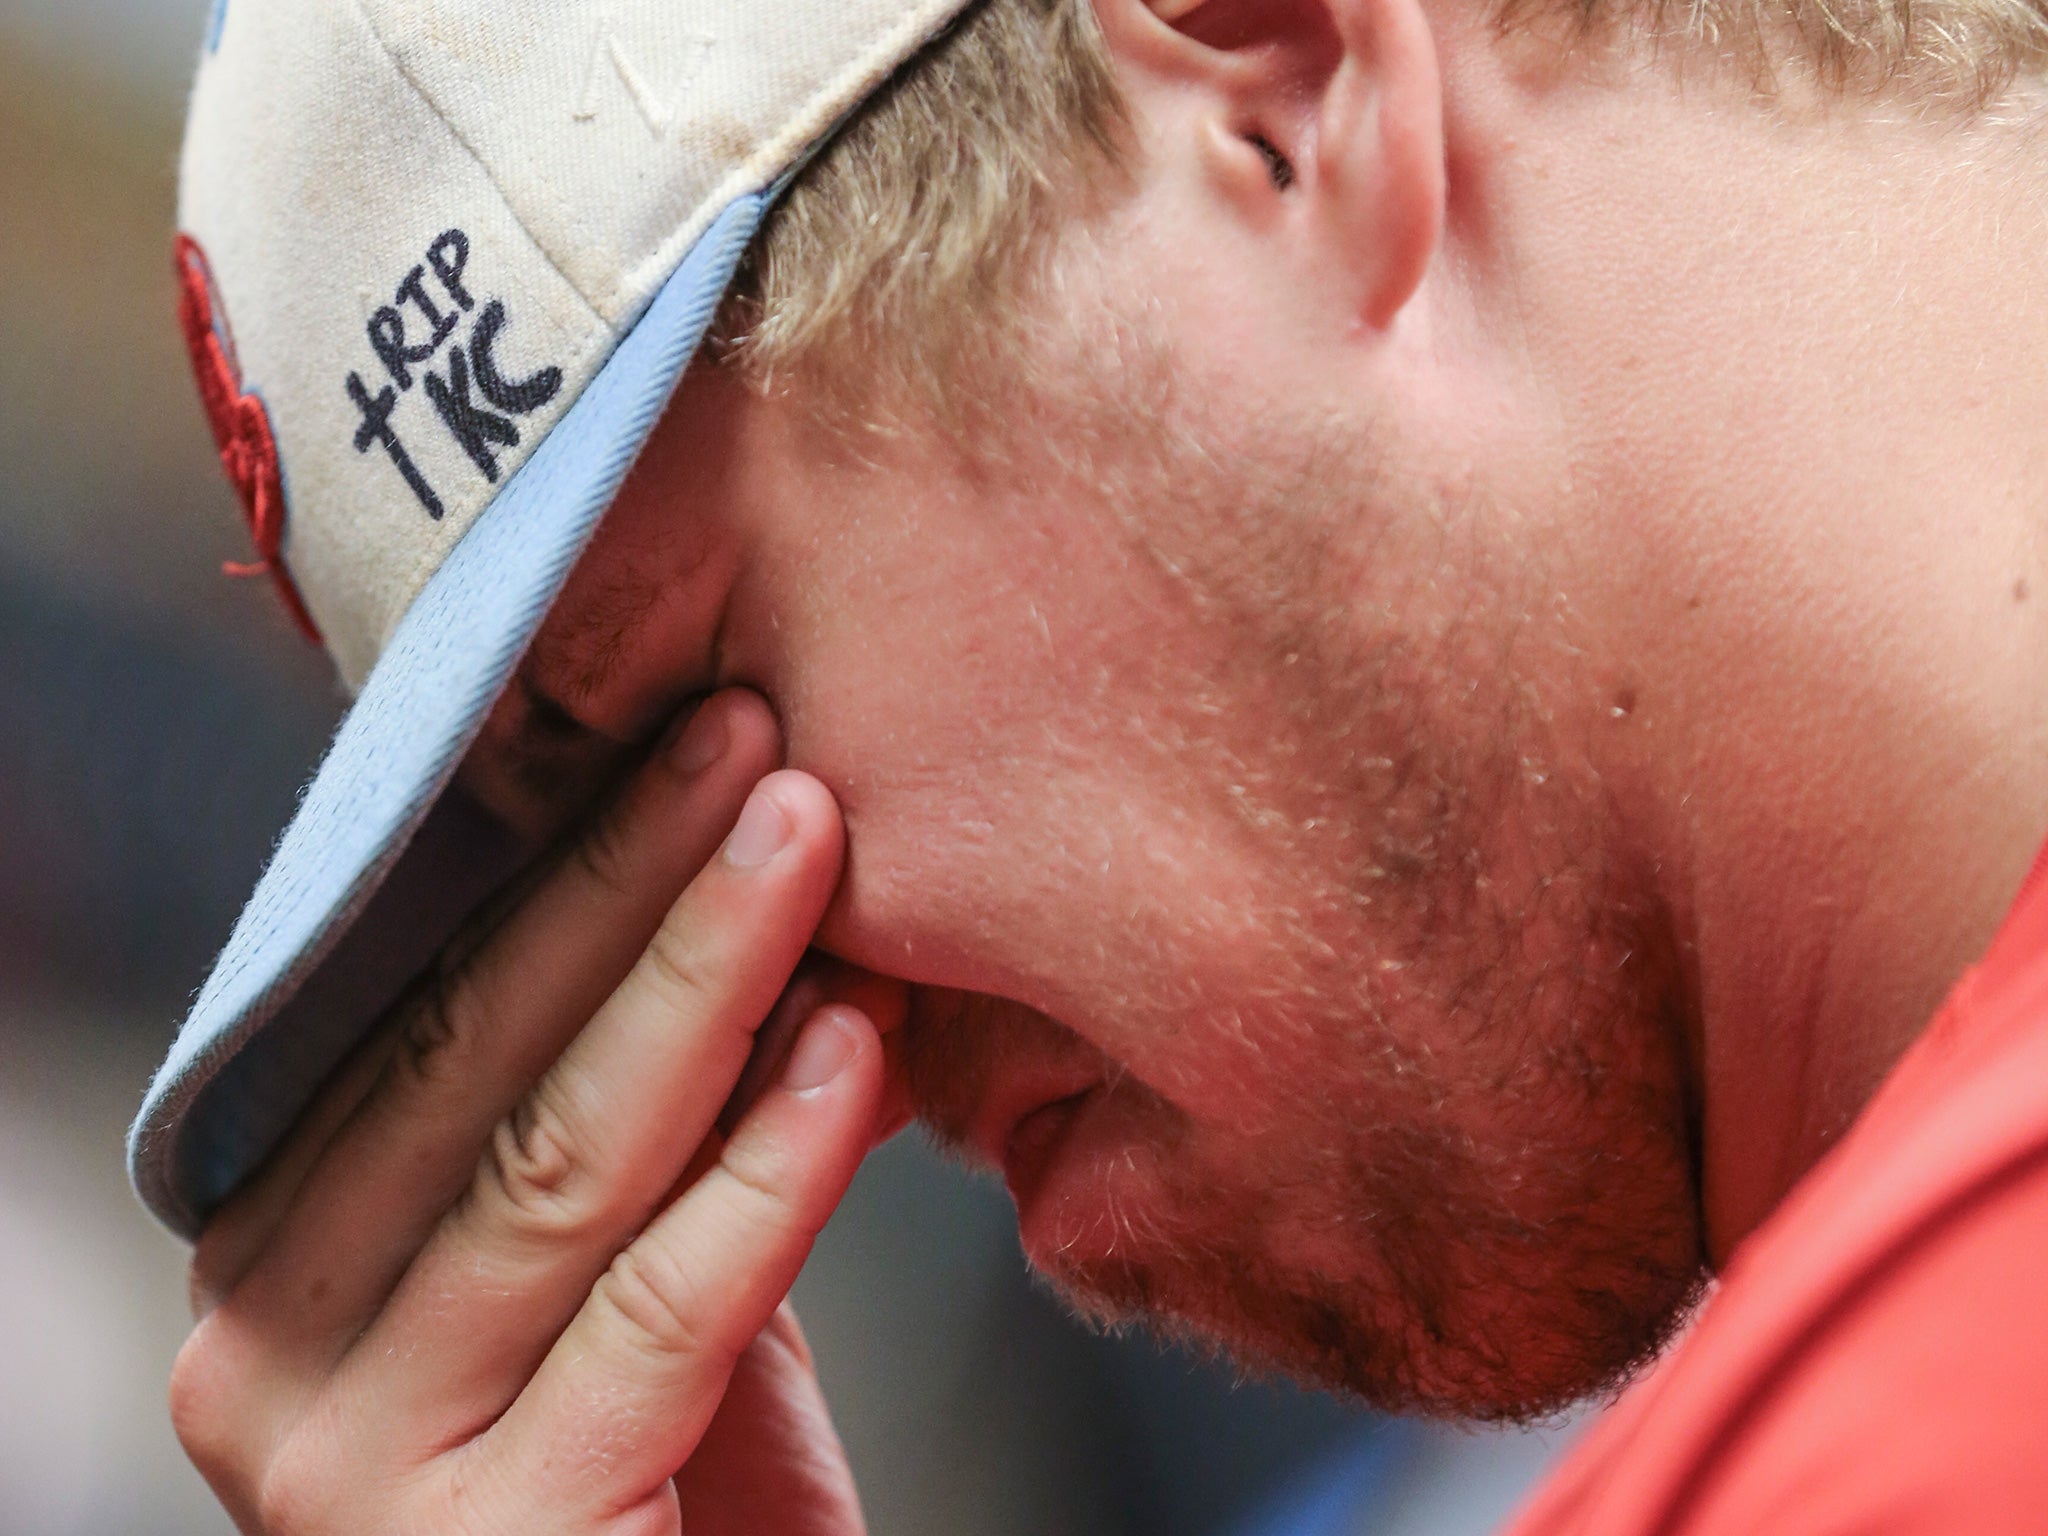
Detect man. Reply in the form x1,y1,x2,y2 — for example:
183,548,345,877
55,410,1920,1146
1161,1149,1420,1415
142,0,2048,1529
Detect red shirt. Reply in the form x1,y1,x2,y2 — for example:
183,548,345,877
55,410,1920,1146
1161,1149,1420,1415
1504,850,2048,1536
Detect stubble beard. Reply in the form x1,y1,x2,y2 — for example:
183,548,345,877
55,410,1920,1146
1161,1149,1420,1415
909,748,1708,1423
1026,834,1709,1423
905,278,1708,1421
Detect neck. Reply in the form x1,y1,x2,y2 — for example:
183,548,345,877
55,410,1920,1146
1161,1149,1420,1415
1475,76,2048,1262
1633,120,2048,1263
1686,737,2048,1262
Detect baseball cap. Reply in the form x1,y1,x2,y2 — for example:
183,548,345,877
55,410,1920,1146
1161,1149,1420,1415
130,0,979,1237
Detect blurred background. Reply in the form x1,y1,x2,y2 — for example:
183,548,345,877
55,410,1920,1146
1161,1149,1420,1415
0,2,1581,1531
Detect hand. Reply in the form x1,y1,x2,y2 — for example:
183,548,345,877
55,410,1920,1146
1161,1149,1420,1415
168,689,899,1536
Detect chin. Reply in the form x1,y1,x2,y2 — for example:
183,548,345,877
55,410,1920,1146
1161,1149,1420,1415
1032,1162,1703,1422
987,1071,1707,1424
903,952,1708,1423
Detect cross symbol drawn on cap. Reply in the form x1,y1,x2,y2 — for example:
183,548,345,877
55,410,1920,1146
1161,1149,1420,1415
345,229,565,522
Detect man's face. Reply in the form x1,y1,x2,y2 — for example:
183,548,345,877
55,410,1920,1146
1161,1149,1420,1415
459,20,1741,1418
462,202,1702,1421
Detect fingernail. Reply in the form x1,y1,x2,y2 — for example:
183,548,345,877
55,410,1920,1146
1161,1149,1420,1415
723,785,792,868
669,705,729,776
782,1011,860,1093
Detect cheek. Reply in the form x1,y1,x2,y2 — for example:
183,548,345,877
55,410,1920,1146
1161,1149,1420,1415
825,785,1356,1142
759,591,1166,1014
810,746,1123,1015
778,610,1381,1117
741,489,1374,1113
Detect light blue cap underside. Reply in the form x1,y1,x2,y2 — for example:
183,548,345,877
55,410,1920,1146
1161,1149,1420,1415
130,193,769,1238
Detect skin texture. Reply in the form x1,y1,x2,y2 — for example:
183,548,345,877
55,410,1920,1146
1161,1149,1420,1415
173,0,2048,1528
467,0,2048,1413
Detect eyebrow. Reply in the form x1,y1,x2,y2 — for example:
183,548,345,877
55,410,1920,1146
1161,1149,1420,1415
487,671,635,816
525,562,672,711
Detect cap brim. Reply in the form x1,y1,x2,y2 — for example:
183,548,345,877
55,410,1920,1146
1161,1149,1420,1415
130,192,769,1238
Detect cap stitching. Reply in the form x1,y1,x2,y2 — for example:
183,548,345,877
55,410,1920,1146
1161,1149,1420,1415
615,1,971,314
346,0,608,332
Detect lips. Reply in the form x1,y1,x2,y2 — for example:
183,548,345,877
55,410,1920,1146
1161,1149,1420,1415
897,989,1110,1213
952,1051,1103,1210
1001,1087,1095,1211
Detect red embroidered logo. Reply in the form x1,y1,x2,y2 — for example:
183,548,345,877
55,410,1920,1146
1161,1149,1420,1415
174,233,321,643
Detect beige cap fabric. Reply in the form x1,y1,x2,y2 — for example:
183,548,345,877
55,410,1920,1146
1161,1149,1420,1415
182,0,968,686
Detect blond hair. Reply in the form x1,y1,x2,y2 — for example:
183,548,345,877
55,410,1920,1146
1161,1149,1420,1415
713,0,1126,416
717,0,2048,402
1527,0,2048,102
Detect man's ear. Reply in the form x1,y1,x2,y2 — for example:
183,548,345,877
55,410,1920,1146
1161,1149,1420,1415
1094,0,1445,331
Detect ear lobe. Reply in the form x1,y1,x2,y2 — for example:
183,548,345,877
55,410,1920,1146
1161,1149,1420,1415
1318,0,1445,330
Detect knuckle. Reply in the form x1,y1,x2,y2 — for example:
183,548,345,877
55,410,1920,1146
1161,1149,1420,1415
168,1311,314,1524
635,921,717,1013
715,1136,807,1235
591,1242,722,1368
167,1320,243,1481
472,1077,611,1242
569,804,640,900
255,1425,342,1535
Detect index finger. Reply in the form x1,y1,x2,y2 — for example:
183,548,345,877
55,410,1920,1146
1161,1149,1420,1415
198,689,782,1338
